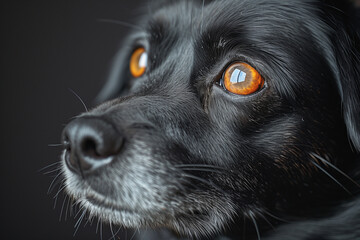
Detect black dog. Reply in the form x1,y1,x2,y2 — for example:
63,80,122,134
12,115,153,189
60,0,360,239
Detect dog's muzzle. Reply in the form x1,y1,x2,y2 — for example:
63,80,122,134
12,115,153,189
62,117,124,176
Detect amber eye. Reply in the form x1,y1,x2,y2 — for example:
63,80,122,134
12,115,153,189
222,62,264,95
130,47,148,78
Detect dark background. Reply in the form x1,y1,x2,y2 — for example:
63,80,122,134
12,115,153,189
2,1,358,240
1,1,144,239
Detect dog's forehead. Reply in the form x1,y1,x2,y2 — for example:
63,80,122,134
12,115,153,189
144,0,329,68
148,0,320,38
140,0,335,99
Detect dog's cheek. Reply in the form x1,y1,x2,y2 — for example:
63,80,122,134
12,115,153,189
207,86,278,128
103,140,183,201
205,89,326,205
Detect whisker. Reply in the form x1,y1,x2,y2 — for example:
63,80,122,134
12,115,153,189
53,184,64,209
87,215,93,226
86,215,94,227
48,143,63,147
100,222,104,240
74,205,86,219
53,184,67,200
107,226,121,240
109,222,115,240
83,217,90,227
175,164,231,171
176,164,238,176
68,88,88,112
68,116,78,121
74,210,86,236
129,228,137,240
96,218,101,234
97,18,143,30
311,153,360,188
249,211,261,240
258,212,274,229
59,195,68,221
74,209,85,228
38,162,59,173
263,210,289,223
178,167,226,174
65,196,71,221
181,173,226,195
69,198,75,217
47,172,63,194
310,160,351,194
43,167,61,175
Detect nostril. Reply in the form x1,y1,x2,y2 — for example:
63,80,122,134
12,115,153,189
62,138,78,174
81,137,100,158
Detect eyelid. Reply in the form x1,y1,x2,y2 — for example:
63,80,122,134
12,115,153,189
203,54,259,82
212,82,267,102
130,35,150,59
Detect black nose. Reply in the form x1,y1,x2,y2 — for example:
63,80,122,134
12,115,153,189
62,117,123,175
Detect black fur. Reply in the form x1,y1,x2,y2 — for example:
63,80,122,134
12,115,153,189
60,0,360,239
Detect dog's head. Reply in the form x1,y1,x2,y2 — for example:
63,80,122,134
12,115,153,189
61,0,360,238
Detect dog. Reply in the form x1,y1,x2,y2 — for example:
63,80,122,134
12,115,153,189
60,0,360,239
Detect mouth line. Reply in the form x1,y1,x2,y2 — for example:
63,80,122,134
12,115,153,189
85,195,139,215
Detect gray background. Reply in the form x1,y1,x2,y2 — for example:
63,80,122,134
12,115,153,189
1,0,145,239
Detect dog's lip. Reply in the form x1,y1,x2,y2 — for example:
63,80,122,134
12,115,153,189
85,195,139,214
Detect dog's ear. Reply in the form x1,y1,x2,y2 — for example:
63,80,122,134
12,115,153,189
330,2,360,152
337,41,360,152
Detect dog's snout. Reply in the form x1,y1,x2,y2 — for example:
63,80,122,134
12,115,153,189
62,117,123,175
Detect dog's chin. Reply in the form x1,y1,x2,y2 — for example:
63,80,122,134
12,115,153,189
65,183,236,238
63,175,153,229
61,158,237,238
65,187,234,238
61,162,150,228
81,194,147,225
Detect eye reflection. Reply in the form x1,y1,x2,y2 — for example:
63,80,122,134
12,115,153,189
230,69,247,83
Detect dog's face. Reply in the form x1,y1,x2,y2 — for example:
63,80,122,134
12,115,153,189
61,0,360,238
